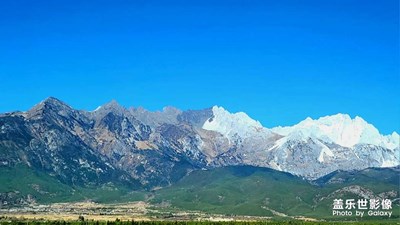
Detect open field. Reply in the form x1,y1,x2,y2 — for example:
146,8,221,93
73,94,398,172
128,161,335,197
0,219,399,225
0,201,272,222
1,201,399,225
0,202,151,222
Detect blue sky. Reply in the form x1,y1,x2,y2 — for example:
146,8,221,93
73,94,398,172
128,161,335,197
0,0,399,134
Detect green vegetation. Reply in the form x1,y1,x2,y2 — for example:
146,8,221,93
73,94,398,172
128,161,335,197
0,165,398,222
152,166,399,220
153,167,315,217
0,164,74,203
0,164,145,204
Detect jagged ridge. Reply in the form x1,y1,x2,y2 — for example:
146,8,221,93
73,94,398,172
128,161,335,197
0,97,398,189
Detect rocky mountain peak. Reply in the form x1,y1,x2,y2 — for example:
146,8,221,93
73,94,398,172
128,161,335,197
104,99,120,107
26,97,73,119
102,100,124,111
92,100,128,118
162,106,181,114
36,97,71,109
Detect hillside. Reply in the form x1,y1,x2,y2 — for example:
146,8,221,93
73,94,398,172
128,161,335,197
152,166,399,220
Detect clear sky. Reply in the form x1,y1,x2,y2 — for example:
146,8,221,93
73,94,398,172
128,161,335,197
0,0,399,134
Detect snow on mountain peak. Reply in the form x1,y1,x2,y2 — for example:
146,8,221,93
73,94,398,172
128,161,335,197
202,106,267,139
383,131,400,150
272,113,399,150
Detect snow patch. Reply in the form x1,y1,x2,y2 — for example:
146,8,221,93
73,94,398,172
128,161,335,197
93,106,102,112
317,145,334,163
202,106,269,140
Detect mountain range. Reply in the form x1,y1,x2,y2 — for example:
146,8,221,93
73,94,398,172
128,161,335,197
1,96,399,221
0,97,398,190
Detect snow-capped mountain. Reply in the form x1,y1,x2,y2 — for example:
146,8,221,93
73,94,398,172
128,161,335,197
264,114,399,178
271,114,399,150
202,106,271,140
0,97,398,187
198,107,399,178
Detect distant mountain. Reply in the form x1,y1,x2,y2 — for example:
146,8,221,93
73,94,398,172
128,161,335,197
271,114,399,150
196,106,399,179
267,114,399,179
0,97,398,195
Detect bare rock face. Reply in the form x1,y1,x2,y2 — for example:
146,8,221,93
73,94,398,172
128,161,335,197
0,98,209,188
0,97,398,190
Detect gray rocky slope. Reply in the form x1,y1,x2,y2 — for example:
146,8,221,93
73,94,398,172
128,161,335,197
0,97,398,188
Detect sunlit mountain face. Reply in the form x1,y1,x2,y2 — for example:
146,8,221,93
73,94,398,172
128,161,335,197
0,97,398,221
1,97,398,187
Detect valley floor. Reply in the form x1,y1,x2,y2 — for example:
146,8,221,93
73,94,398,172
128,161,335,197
0,201,273,222
1,201,398,224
